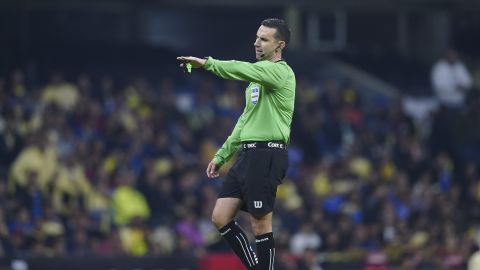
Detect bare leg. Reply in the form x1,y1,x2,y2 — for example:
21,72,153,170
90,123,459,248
212,198,258,269
211,197,242,228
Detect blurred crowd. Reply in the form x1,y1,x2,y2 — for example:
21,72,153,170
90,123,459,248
0,63,480,270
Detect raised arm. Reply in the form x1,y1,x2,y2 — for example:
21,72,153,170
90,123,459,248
203,57,285,89
176,56,285,89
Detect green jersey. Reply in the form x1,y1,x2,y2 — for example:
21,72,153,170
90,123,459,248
203,57,296,166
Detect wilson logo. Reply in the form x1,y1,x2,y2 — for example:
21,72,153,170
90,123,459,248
254,201,263,208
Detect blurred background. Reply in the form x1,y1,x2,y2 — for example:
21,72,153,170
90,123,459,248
1,0,480,269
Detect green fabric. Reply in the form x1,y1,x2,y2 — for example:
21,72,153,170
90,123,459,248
204,57,296,166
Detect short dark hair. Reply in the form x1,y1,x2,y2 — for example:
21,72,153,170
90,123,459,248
261,18,291,46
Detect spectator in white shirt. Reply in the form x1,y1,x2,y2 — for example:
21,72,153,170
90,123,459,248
290,222,322,256
469,249,480,270
431,50,473,108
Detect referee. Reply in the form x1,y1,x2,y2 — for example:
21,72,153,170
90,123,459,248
177,18,295,270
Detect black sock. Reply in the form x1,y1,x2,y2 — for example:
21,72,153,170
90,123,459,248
255,232,275,270
219,220,258,270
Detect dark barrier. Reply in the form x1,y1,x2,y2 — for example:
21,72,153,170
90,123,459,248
1,254,447,270
9,256,197,270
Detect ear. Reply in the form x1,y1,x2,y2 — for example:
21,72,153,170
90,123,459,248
277,41,286,51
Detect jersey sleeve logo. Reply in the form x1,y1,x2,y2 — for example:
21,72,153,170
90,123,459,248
251,87,259,105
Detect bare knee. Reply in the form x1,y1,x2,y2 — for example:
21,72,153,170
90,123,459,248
211,198,242,229
211,209,230,229
250,213,273,235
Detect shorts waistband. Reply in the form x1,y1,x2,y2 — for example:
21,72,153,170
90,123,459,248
242,141,287,150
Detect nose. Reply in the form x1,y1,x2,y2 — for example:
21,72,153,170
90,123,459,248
254,38,259,47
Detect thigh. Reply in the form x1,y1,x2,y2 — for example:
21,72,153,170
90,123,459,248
212,197,243,227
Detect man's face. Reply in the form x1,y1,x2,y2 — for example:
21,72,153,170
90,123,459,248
254,25,282,61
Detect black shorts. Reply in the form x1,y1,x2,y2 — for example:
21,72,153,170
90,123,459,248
219,142,288,216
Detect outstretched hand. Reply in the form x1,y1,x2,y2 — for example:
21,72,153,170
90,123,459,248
206,160,220,178
177,56,207,69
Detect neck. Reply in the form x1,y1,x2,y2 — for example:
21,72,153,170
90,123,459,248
266,52,282,62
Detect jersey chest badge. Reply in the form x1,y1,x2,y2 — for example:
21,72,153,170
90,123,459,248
251,87,259,105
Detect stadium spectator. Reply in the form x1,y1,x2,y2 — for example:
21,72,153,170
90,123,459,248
41,73,80,112
111,170,150,226
431,49,473,108
9,131,58,195
290,222,322,256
